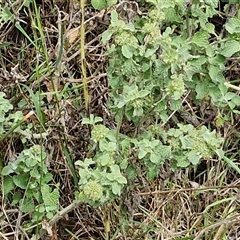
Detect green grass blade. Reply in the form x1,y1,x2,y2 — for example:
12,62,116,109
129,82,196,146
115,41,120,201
20,84,45,126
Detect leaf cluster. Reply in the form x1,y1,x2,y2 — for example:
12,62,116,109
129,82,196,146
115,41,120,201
2,145,59,223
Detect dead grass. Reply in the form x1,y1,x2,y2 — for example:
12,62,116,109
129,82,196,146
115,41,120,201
1,0,240,239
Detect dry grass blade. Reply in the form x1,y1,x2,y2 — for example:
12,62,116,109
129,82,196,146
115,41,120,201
80,0,89,110
194,214,240,240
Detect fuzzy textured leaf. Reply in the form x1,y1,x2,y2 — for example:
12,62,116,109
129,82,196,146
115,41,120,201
191,30,210,47
41,184,60,208
195,81,209,100
209,65,225,83
20,198,35,213
13,174,29,189
111,182,122,195
121,45,133,58
91,0,117,10
221,40,240,57
188,151,201,165
225,18,240,34
3,176,14,195
1,165,14,175
102,30,113,44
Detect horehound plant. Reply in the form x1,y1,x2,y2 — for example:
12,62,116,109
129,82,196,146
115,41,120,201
0,92,59,229
1,0,240,239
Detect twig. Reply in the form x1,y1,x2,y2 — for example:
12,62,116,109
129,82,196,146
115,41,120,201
38,200,82,239
224,82,240,91
49,200,81,226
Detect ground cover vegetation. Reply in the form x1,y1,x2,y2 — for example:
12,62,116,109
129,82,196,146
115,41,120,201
1,0,240,239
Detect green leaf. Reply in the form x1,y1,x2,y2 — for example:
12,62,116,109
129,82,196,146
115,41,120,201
195,80,209,100
41,184,60,207
225,18,240,34
191,30,210,47
145,46,158,58
1,165,14,175
94,116,103,123
81,118,91,125
41,172,53,184
120,158,128,170
215,114,225,127
188,151,201,165
175,155,189,168
46,212,54,219
0,92,13,114
185,57,207,80
91,0,106,10
133,107,143,117
150,152,160,163
138,149,147,159
206,45,214,57
110,10,119,24
170,99,182,111
209,85,222,103
98,153,112,166
221,40,240,57
82,114,102,125
91,0,117,10
1,8,13,22
209,65,225,83
20,198,35,213
160,145,171,159
231,95,240,106
12,191,22,205
102,30,113,44
106,130,117,142
205,0,218,8
75,158,95,168
108,165,127,184
180,136,194,149
138,90,150,98
3,176,14,195
116,174,127,184
106,0,118,7
0,42,11,49
111,182,122,195
30,168,41,179
13,174,30,189
146,0,158,6
126,165,137,180
25,157,38,168
99,140,117,152
146,165,159,180
204,23,215,34
121,45,133,58
78,169,90,185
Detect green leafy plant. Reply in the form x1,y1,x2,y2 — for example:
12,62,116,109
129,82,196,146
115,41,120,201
98,1,240,185
166,124,223,168
0,92,23,136
0,93,59,225
76,116,128,205
91,0,117,10
77,109,224,204
104,1,240,126
2,145,59,222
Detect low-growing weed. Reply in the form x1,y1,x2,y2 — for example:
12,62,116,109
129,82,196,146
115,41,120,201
75,0,240,214
1,0,240,238
0,93,59,227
